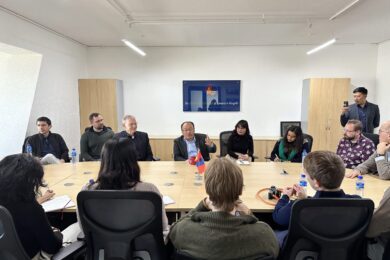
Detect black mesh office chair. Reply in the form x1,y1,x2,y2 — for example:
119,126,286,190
363,133,380,147
77,190,167,260
279,198,374,260
174,250,274,260
302,133,313,152
219,131,257,162
0,206,84,260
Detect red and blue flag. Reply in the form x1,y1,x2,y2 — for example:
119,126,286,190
194,150,206,174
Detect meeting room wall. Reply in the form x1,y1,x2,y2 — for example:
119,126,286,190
0,11,88,155
86,44,377,137
376,40,390,122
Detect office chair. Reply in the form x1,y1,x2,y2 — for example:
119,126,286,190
0,206,85,260
280,122,301,137
77,190,167,260
174,250,274,260
363,133,379,147
302,133,313,152
219,131,257,162
279,198,374,260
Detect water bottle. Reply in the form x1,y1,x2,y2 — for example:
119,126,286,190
26,143,33,156
71,148,77,164
194,172,203,186
356,175,364,197
299,173,307,192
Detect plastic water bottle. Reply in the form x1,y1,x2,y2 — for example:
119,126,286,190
194,172,203,186
26,143,33,156
356,175,364,197
299,173,307,192
71,148,77,164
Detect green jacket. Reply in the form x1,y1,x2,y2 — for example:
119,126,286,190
169,201,279,260
80,126,114,161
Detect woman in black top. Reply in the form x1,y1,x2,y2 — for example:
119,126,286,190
227,120,254,161
270,125,309,163
0,154,62,258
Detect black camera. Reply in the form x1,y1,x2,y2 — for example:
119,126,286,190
268,186,281,200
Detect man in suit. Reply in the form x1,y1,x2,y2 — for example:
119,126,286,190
173,121,216,161
340,87,380,133
80,112,114,161
23,116,69,164
114,115,154,161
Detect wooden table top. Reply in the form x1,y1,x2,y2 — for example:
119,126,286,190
43,161,390,212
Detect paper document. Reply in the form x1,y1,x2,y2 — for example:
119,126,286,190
41,195,75,212
236,160,250,165
163,195,175,205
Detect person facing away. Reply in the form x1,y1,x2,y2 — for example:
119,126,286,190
346,120,390,180
80,112,114,161
169,157,279,260
65,138,169,243
272,151,361,246
173,121,217,161
270,125,309,163
227,119,254,161
0,154,62,258
336,119,375,169
113,115,154,161
23,116,69,164
340,87,380,134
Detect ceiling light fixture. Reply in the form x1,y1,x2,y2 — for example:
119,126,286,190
306,38,336,55
329,0,360,21
121,39,146,56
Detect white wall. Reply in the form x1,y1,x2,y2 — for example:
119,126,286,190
376,40,390,122
87,44,378,137
0,10,88,153
0,45,42,158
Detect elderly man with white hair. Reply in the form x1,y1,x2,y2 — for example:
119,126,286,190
346,121,390,180
113,115,154,161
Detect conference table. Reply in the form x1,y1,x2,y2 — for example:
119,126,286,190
44,161,390,214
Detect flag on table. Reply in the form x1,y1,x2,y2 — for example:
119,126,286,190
194,150,206,174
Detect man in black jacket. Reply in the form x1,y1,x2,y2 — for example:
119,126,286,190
173,121,216,161
340,87,380,134
114,115,154,161
23,117,69,164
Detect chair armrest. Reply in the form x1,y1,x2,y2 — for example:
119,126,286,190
52,241,85,260
153,156,161,161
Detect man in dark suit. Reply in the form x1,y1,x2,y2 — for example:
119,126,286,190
173,121,217,161
340,87,380,134
114,115,154,161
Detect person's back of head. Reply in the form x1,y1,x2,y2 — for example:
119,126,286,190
0,154,45,204
205,158,243,212
303,151,345,190
97,139,140,190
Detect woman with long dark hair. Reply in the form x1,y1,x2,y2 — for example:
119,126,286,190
270,125,308,162
0,154,62,258
227,120,254,161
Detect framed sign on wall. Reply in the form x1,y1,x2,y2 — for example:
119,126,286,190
183,80,240,112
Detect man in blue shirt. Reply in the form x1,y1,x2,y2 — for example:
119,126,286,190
340,87,380,134
173,121,216,161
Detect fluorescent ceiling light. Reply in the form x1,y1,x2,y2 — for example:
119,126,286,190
121,39,146,56
306,38,336,55
329,0,360,21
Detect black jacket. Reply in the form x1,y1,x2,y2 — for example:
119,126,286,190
23,132,69,162
340,101,380,133
113,131,154,161
173,133,217,161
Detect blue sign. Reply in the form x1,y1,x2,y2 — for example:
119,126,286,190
183,80,240,112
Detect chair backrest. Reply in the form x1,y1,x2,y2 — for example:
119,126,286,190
363,133,379,147
280,121,301,137
0,206,30,260
280,198,374,260
303,133,313,152
77,190,166,260
382,236,390,260
219,131,232,157
174,250,274,260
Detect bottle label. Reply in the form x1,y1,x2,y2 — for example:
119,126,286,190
299,180,307,187
356,182,364,189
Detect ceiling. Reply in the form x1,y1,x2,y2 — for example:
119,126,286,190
0,0,389,47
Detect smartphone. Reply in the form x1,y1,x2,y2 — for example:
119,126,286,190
343,101,349,107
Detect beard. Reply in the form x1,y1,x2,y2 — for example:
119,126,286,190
344,134,355,141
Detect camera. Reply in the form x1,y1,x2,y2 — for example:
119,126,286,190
268,186,281,200
343,101,349,107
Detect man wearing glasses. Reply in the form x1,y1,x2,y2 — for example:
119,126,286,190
346,121,390,179
336,119,375,169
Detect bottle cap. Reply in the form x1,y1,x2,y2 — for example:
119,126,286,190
301,174,306,177
357,175,363,180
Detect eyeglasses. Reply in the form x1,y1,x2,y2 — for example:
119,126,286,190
379,129,390,134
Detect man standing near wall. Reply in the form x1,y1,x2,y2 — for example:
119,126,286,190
80,113,114,161
340,87,380,134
